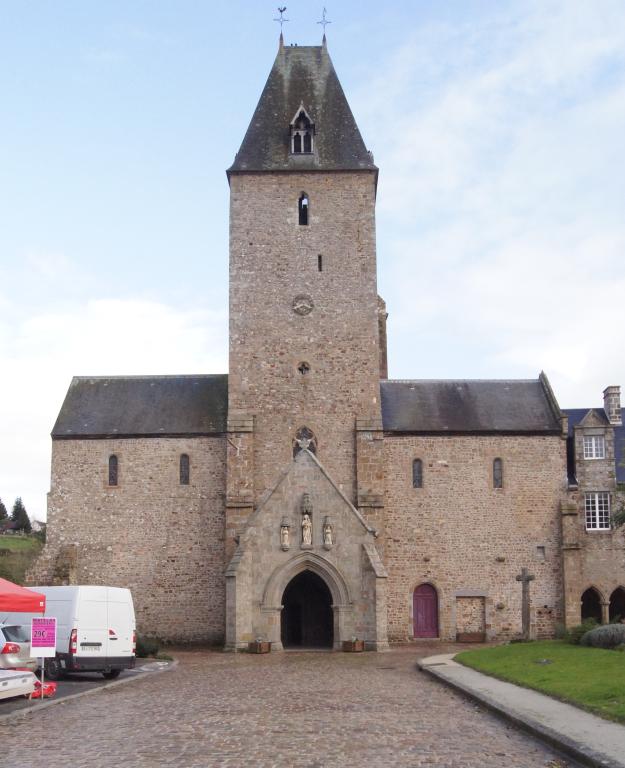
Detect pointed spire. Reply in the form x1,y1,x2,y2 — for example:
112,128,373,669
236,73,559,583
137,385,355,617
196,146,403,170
279,31,284,51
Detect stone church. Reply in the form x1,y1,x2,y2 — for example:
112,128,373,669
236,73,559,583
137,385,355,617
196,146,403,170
31,38,625,649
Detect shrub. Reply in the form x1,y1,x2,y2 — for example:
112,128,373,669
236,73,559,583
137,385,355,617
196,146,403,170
136,635,161,658
580,623,625,650
554,622,568,640
566,619,598,645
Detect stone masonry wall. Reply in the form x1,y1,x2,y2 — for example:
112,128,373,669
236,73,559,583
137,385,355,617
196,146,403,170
383,434,567,642
31,436,227,643
228,171,382,512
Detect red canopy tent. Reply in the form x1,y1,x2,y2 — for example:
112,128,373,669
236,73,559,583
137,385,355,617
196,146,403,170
0,578,46,613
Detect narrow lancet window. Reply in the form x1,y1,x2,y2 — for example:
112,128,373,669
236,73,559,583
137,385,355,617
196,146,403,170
298,193,309,225
318,254,323,272
180,454,190,485
108,455,118,487
493,458,503,489
412,459,423,488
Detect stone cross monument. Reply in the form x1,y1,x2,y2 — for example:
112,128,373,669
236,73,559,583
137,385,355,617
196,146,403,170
515,567,535,641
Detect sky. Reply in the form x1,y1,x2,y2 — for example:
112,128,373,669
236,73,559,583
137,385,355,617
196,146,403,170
1,0,624,522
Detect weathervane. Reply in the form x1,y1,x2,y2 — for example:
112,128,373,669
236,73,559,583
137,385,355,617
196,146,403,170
274,6,289,31
317,7,331,39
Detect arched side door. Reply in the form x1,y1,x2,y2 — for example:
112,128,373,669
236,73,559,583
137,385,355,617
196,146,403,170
413,584,439,638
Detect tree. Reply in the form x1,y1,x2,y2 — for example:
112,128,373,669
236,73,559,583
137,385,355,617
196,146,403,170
0,497,7,523
613,489,625,528
11,497,31,534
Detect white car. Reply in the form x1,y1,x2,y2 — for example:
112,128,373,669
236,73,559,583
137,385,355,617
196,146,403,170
0,624,37,672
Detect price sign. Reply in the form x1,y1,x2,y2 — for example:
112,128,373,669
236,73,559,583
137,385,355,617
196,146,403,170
31,617,56,658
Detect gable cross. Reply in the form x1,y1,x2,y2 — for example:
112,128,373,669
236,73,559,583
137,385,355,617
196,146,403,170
515,567,535,641
317,7,332,41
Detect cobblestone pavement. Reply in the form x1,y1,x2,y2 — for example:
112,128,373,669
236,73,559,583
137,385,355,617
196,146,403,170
0,644,577,768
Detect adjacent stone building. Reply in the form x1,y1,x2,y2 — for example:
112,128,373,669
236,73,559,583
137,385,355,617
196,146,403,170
31,38,625,648
561,386,625,627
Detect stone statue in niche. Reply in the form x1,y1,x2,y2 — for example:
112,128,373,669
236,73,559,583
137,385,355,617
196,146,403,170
280,518,290,551
323,517,333,550
300,493,313,548
301,513,312,547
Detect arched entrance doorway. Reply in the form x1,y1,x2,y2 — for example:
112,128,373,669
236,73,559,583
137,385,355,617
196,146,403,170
581,587,602,622
413,583,439,638
281,570,333,648
609,587,625,623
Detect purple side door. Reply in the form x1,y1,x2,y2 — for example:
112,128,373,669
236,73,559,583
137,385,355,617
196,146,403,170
413,584,438,638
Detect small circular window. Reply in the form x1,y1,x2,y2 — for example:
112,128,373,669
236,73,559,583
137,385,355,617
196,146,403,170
297,361,311,375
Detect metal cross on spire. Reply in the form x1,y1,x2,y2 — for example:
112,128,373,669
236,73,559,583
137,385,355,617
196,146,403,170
317,7,331,40
274,6,289,31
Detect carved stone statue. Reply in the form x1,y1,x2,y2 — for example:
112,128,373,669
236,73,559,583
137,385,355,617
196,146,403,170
323,517,333,549
280,520,290,551
302,513,312,547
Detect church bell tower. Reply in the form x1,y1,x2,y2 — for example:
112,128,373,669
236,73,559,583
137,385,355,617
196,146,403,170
224,38,388,651
227,38,382,505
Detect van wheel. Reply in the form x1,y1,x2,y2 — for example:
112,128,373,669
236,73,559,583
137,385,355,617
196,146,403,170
44,658,65,681
102,669,121,680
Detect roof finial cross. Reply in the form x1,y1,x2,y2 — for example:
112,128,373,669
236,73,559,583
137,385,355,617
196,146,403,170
317,7,331,41
274,6,289,31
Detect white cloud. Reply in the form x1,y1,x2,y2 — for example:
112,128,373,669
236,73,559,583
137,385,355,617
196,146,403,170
0,298,227,522
352,0,625,406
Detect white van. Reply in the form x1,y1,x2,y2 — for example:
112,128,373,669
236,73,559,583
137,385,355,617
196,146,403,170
2,586,136,680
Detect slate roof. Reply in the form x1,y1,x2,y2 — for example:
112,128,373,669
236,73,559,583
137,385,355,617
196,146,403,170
563,408,625,485
228,44,376,175
52,375,228,439
380,379,562,434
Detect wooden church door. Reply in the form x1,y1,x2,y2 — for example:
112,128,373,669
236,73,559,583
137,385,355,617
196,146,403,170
413,584,438,638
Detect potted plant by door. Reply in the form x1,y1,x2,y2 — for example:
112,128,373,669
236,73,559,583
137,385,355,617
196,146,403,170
248,637,271,654
342,636,365,652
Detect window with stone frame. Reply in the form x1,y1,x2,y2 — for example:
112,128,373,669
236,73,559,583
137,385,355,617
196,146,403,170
180,454,190,485
583,434,605,459
493,458,503,489
412,459,423,488
585,491,611,530
293,426,317,457
290,107,314,155
108,454,118,487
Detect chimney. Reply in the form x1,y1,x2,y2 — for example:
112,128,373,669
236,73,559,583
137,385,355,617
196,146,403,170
603,385,622,425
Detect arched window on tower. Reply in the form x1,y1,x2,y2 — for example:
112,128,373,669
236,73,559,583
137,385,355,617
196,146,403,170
180,454,190,485
290,104,315,155
298,193,309,225
108,455,118,487
293,426,317,458
493,458,503,489
412,459,423,488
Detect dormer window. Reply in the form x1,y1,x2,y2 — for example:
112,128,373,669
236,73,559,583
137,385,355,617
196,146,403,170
290,103,315,155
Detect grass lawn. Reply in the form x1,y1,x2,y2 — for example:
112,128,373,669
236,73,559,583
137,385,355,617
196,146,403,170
0,535,41,552
457,640,625,723
0,535,43,584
